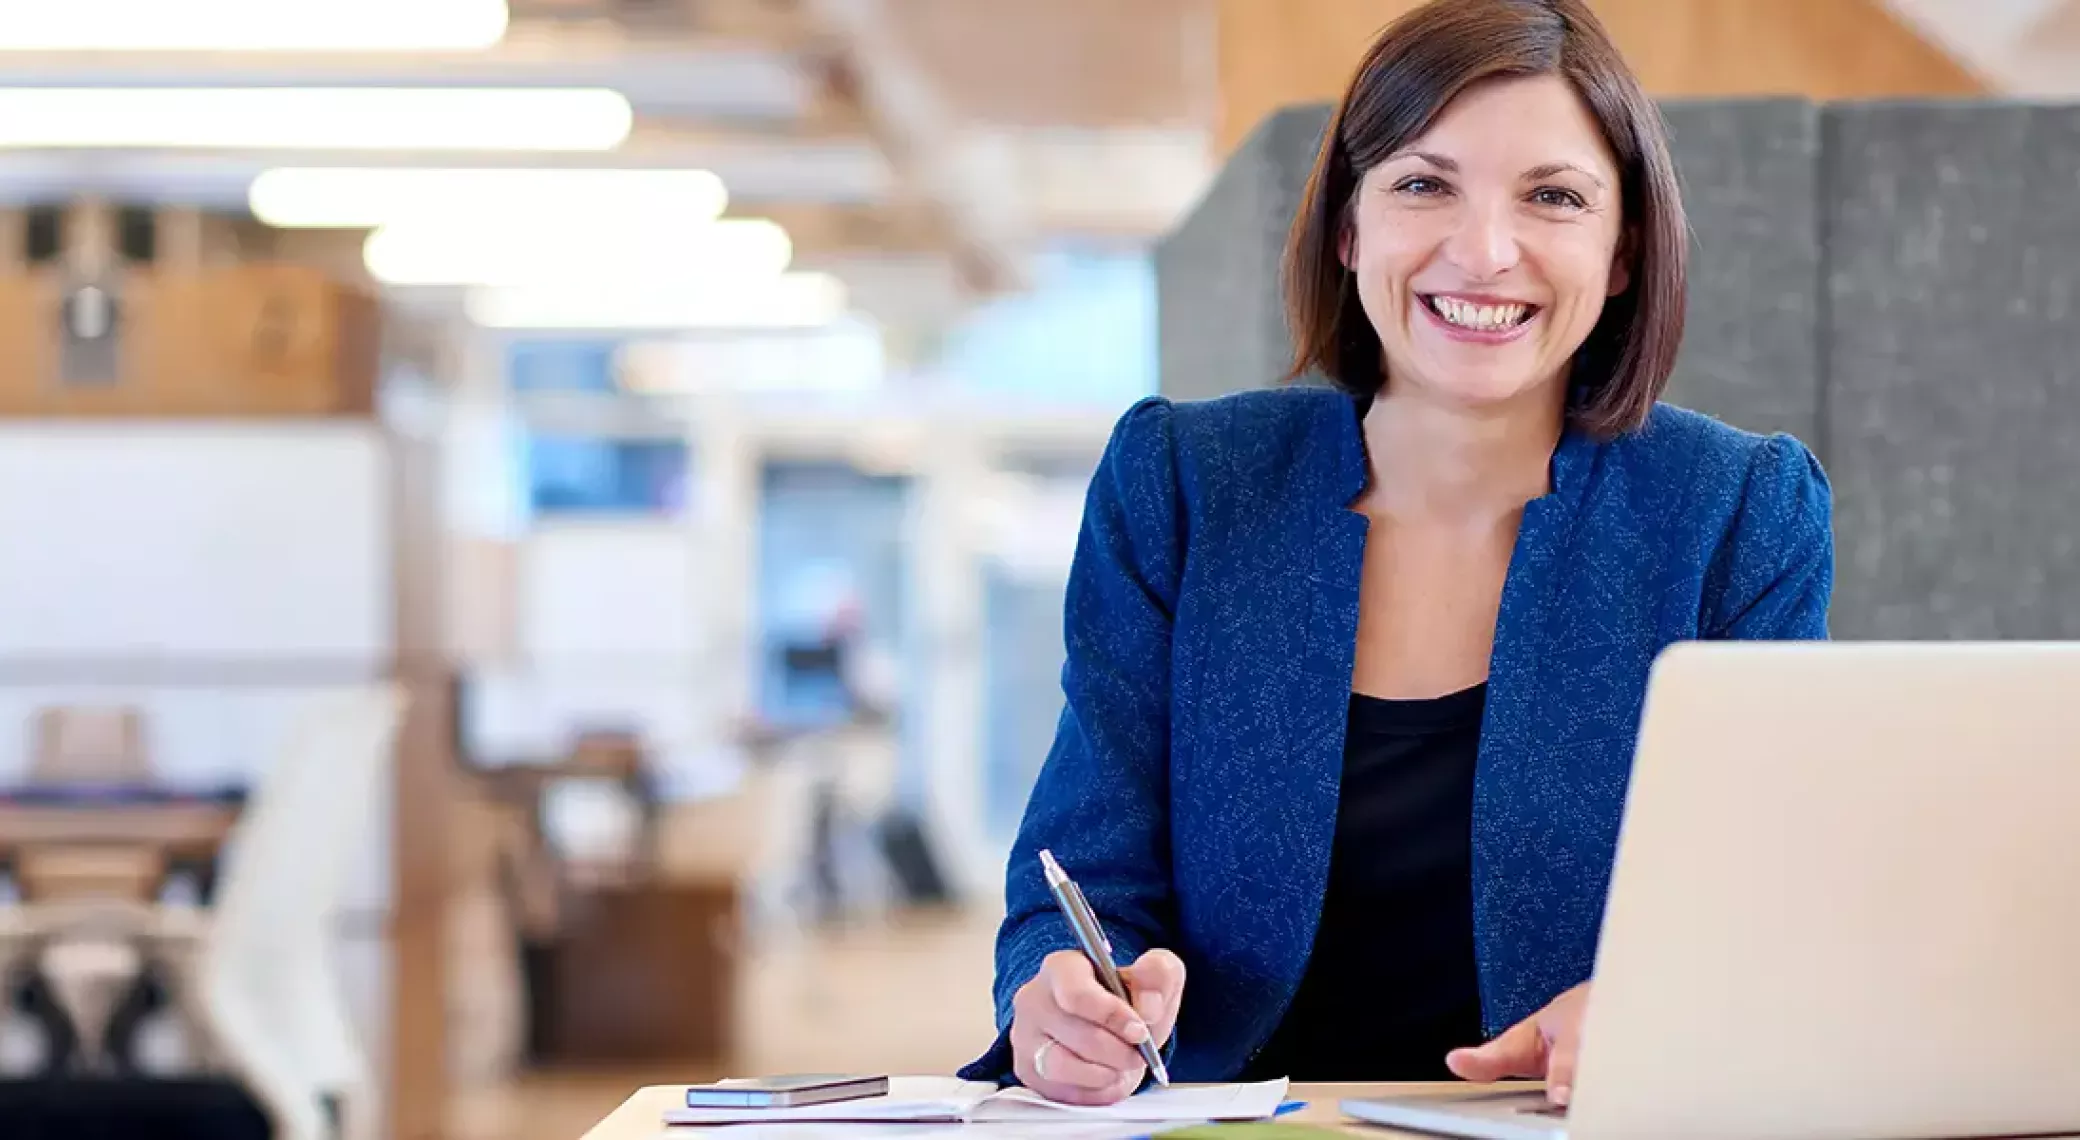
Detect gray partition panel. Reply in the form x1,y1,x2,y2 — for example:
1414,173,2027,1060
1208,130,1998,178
1824,101,2080,638
1155,105,1330,402
1658,99,1824,445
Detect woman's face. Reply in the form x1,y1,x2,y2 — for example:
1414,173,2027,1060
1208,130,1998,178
1344,73,1630,416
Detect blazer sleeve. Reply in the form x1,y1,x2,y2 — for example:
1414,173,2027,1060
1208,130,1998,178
1704,433,1836,641
958,395,1186,1083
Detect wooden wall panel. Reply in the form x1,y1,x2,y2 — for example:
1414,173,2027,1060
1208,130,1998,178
1216,0,1986,154
390,428,455,1140
1214,0,1423,154
1592,0,1985,99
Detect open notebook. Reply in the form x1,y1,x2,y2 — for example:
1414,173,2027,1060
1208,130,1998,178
661,1077,1290,1127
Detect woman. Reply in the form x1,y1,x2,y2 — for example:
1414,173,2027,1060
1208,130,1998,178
960,0,1833,1107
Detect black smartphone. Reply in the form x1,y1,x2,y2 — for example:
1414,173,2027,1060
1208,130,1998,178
682,1074,891,1109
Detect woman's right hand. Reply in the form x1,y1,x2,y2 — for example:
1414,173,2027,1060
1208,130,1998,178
1009,948,1186,1105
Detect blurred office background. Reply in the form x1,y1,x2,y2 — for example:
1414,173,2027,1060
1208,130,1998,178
0,1,2070,1139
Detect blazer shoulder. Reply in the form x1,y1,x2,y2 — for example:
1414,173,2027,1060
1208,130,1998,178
1627,401,1793,458
1099,386,1354,543
1616,401,1832,538
1161,384,1352,470
1622,403,1825,486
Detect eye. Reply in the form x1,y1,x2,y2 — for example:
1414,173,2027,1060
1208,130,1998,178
1392,175,1450,197
1530,186,1587,210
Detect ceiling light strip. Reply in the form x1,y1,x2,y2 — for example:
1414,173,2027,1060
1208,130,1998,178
0,87,630,150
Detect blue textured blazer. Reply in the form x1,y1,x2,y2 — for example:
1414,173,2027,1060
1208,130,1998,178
961,385,1834,1085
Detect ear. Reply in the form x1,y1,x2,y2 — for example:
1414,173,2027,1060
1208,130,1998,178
1337,216,1356,271
1606,226,1635,297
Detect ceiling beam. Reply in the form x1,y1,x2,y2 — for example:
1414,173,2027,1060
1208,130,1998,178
798,0,1033,295
2021,0,2080,51
746,200,948,259
508,0,839,48
883,0,1216,129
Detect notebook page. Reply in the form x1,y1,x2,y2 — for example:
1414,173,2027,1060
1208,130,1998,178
973,1078,1290,1122
660,1077,995,1125
654,1123,1178,1139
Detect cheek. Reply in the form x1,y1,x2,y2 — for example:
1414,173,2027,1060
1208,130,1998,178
1357,215,1434,279
1351,231,1432,321
1545,234,1623,314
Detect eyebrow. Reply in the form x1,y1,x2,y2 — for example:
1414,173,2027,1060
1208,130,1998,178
1391,151,1609,190
1525,161,1608,189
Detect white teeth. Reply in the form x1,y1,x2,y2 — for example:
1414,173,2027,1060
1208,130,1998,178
1431,296,1528,331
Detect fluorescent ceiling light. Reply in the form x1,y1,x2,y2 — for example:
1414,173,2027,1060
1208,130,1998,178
468,273,848,331
365,217,793,287
251,168,729,229
0,0,508,52
0,88,630,150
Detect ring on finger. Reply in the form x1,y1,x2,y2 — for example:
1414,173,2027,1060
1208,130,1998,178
1034,1037,1059,1081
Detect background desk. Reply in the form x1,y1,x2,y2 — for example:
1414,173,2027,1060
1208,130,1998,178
0,797,239,901
580,1081,1508,1138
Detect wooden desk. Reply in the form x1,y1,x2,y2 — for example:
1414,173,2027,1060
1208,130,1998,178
580,1081,1498,1138
0,801,238,858
0,801,239,902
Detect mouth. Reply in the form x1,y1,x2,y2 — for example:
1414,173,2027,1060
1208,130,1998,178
1418,294,1540,338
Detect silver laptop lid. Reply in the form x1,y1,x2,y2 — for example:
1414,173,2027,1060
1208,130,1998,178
1570,642,2080,1140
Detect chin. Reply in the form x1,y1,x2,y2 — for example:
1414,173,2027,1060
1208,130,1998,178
1399,366,1548,412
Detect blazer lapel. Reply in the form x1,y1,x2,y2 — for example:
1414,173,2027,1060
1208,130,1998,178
1235,392,1372,1027
1469,425,1597,1031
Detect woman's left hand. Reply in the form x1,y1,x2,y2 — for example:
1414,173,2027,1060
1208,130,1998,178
1444,982,1590,1106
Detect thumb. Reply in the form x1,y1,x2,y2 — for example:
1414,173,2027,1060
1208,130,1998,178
1446,1017,1548,1084
1120,949,1185,1041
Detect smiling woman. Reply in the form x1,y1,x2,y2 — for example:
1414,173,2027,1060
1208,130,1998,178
964,0,1833,1108
1282,0,1686,440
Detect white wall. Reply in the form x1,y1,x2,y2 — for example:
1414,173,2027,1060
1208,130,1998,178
0,422,397,1083
0,423,391,663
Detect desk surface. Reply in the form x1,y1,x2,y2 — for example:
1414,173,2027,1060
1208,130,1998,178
583,1081,1500,1138
0,800,239,852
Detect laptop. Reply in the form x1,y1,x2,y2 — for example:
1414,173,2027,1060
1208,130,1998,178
1343,641,2080,1140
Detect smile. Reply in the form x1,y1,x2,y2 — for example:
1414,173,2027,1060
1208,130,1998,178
1420,294,1539,334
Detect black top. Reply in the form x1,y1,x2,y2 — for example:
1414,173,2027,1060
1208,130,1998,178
1240,683,1487,1082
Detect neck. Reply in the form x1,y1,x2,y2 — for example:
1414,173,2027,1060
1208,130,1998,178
1359,384,1564,521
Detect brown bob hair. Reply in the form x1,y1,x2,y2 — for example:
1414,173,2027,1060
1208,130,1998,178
1281,0,1686,439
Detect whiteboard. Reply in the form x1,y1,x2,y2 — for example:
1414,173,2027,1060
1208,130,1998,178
0,423,392,662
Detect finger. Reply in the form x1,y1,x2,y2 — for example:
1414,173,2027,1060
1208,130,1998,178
1011,1030,1128,1110
1042,1011,1145,1073
1048,964,1150,1047
1445,1017,1548,1084
1544,1028,1580,1107
1037,1035,1139,1093
1120,949,1186,1036
1128,985,1168,1045
1029,1073,1136,1108
1120,984,1177,1045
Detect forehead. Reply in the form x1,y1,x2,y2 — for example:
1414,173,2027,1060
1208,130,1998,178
1397,73,1617,176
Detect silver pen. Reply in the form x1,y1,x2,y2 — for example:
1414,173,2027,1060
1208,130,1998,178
1039,848,1171,1087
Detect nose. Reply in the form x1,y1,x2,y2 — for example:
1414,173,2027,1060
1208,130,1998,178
1443,198,1521,280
